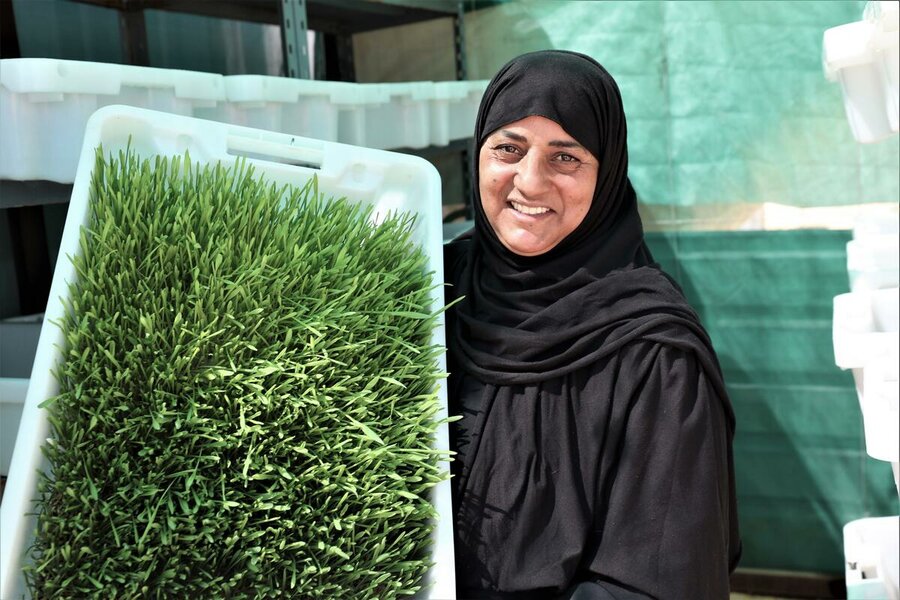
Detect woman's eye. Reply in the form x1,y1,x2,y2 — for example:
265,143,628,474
496,144,519,154
557,153,579,163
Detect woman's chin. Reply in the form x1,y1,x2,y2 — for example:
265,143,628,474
499,232,559,257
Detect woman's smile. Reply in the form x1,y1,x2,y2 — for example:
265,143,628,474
508,200,552,216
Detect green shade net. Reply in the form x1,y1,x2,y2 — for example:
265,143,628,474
647,229,898,573
465,0,899,208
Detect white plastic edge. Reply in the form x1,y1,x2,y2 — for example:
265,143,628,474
865,0,900,32
832,289,900,369
823,21,877,79
0,58,225,101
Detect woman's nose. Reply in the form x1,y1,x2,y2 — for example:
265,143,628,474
514,152,551,197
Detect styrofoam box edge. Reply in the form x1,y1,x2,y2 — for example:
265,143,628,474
0,105,455,600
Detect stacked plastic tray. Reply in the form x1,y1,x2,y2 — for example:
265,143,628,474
833,214,899,600
823,0,899,143
844,516,900,600
1,57,489,184
0,59,227,182
833,215,900,484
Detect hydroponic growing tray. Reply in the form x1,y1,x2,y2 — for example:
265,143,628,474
0,105,454,599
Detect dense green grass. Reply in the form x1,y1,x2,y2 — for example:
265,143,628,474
29,147,448,598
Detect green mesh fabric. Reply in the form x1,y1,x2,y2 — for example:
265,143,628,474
465,1,899,208
647,229,897,573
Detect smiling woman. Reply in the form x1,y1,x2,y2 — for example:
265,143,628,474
479,116,598,257
444,50,741,600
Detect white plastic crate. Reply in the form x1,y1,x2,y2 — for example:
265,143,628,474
0,58,226,183
0,378,28,477
844,516,899,600
848,235,900,292
833,288,898,370
430,80,488,147
864,0,900,132
823,0,900,144
195,75,353,143
847,214,900,292
0,105,454,599
833,287,900,490
353,82,433,150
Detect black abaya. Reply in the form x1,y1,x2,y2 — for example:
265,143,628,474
445,51,741,599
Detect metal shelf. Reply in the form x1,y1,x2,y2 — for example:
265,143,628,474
70,0,464,78
0,181,73,210
72,0,459,32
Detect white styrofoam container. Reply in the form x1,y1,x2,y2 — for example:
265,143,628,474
822,17,899,143
0,58,226,183
844,516,900,600
0,105,454,599
430,80,488,147
0,379,28,477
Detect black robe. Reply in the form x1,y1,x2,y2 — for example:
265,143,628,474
444,50,741,599
446,240,740,600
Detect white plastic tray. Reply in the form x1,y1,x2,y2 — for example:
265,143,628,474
844,515,900,600
822,2,900,144
430,80,488,147
0,105,454,599
0,378,28,477
833,287,899,472
354,82,433,150
195,75,360,144
847,235,900,292
0,58,226,183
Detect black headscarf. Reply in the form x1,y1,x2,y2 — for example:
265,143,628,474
445,50,740,599
450,50,720,385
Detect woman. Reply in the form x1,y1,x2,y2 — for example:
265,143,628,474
444,50,741,600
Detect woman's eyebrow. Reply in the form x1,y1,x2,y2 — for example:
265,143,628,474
498,129,528,142
548,140,584,149
495,130,585,150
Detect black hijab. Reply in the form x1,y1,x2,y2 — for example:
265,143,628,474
445,50,740,598
450,50,724,387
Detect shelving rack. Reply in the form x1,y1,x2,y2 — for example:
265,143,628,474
67,0,468,81
1,0,481,321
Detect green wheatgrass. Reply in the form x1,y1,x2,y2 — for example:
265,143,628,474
28,147,449,598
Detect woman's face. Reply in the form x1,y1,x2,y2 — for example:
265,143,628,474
479,115,599,257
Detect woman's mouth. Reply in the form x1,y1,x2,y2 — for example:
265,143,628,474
509,201,551,216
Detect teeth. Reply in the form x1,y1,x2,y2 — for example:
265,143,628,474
510,201,550,215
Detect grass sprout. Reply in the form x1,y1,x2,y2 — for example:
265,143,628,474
27,146,448,599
